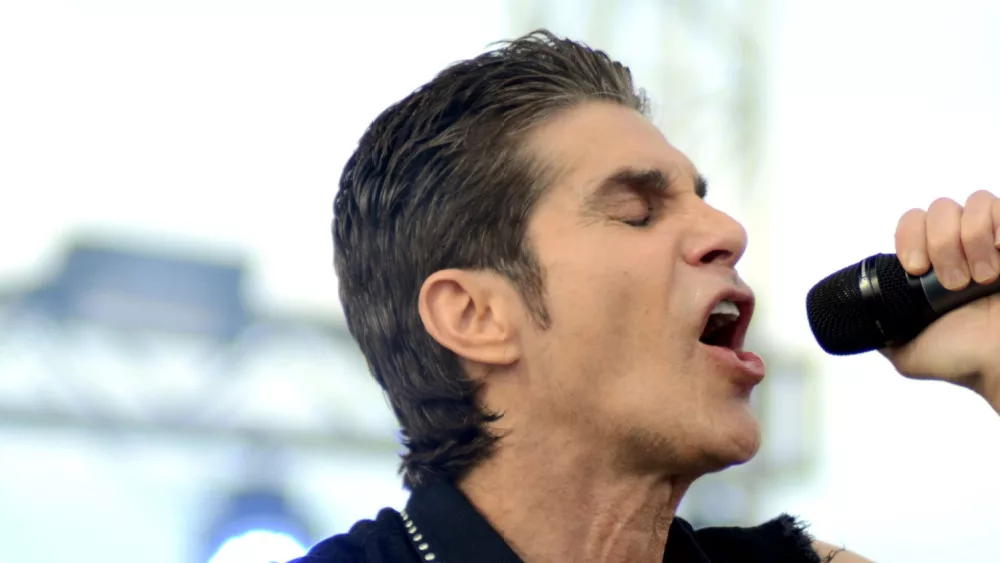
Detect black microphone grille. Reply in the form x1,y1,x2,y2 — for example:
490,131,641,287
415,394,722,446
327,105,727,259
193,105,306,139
806,255,892,355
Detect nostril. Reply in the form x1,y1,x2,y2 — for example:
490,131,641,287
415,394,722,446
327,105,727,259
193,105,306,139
700,249,731,264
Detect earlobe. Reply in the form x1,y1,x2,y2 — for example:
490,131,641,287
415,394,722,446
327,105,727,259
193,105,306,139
418,269,522,368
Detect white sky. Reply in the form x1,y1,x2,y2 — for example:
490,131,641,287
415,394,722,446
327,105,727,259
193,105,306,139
0,0,510,319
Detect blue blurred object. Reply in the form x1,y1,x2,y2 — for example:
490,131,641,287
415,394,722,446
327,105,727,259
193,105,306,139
200,487,313,563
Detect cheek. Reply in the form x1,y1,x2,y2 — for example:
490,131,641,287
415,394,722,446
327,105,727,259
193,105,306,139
543,259,664,371
531,224,689,363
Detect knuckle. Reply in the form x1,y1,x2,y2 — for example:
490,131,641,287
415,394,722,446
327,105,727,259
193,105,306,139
900,207,926,223
928,197,961,213
966,189,996,207
926,232,958,258
897,208,926,236
961,218,992,243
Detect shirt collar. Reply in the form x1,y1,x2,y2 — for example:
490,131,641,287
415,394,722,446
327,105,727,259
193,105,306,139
403,477,711,563
404,476,522,563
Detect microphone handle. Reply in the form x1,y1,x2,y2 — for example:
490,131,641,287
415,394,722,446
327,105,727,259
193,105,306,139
918,269,1000,315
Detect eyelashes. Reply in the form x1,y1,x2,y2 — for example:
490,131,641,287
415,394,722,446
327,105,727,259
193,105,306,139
618,198,657,227
622,214,652,227
602,185,664,227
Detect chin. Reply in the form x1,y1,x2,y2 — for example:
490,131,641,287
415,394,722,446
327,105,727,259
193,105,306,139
623,413,761,475
701,416,762,472
671,403,762,475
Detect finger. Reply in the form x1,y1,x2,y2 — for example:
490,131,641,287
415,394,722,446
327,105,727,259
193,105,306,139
962,190,1000,284
926,197,969,290
895,208,930,275
992,198,1000,249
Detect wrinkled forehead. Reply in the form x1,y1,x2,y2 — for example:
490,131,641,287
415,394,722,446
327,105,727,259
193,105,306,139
522,100,703,203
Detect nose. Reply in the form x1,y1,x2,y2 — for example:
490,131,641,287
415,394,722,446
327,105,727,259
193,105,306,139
683,201,748,268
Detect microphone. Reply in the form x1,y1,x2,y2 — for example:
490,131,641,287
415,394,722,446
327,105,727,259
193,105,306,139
806,253,1000,355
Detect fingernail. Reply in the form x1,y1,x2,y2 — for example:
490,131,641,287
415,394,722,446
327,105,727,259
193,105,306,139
973,261,997,283
942,268,970,289
905,252,926,272
995,230,1000,247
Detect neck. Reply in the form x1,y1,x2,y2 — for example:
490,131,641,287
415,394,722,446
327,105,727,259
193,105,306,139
458,430,692,563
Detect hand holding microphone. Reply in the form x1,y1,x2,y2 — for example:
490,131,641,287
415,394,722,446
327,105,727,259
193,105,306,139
807,191,1000,413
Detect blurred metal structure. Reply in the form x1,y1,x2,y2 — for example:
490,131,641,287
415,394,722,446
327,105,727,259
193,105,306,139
0,235,398,455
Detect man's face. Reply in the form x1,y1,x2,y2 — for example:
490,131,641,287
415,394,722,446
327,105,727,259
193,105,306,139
513,101,762,474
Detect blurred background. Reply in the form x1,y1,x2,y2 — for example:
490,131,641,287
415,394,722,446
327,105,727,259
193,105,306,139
2,0,1000,561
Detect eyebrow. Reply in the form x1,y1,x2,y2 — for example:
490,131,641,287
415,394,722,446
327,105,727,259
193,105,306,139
585,166,707,207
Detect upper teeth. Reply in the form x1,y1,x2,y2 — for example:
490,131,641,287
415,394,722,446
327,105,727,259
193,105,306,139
711,299,740,318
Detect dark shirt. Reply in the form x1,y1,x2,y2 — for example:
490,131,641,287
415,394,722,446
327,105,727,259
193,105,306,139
292,478,822,562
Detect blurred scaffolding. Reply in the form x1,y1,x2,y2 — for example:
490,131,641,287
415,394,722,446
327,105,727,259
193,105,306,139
0,234,397,560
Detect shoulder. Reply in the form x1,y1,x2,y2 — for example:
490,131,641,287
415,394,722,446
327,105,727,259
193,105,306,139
692,514,870,563
290,508,412,563
811,539,874,563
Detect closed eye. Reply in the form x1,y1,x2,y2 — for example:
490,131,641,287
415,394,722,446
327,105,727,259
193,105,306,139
618,196,658,227
622,211,652,227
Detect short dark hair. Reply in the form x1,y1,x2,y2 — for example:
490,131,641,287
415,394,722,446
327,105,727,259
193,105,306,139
333,30,648,488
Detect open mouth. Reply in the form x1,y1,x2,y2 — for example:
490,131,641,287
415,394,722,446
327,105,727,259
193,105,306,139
698,298,750,350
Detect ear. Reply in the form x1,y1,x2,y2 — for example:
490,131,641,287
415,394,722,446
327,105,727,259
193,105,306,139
418,269,522,368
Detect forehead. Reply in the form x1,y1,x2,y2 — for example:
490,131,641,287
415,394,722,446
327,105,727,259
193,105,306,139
525,101,698,199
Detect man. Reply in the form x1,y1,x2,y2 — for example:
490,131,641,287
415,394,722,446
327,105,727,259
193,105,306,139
297,30,1000,562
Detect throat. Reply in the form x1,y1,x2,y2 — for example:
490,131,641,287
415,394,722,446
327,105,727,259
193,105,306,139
459,450,688,563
